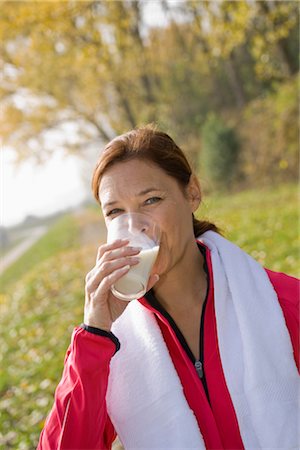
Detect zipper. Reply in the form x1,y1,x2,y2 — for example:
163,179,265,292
194,249,210,403
144,243,211,403
195,360,203,378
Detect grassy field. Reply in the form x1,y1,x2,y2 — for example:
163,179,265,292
0,183,298,449
199,183,299,276
0,216,80,292
0,210,103,449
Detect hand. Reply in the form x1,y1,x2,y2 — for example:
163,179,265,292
84,239,159,331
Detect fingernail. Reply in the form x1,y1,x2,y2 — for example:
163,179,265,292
131,257,140,263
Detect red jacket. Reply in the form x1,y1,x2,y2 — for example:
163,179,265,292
38,245,299,450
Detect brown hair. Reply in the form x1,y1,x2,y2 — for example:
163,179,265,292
92,125,219,237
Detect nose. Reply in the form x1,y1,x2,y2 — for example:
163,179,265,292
128,216,149,235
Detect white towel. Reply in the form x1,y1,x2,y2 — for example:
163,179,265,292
107,299,205,449
201,231,299,449
106,231,299,449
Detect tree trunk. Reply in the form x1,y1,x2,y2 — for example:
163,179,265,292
130,1,156,105
276,36,297,76
115,84,137,128
225,51,246,108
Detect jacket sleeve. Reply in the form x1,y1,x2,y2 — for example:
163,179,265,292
37,326,117,450
266,269,299,371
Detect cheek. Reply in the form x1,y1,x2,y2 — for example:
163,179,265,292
151,231,172,275
151,209,194,275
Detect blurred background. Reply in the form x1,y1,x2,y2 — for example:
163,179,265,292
0,1,299,448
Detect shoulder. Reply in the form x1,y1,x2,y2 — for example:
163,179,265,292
265,268,299,370
265,268,299,310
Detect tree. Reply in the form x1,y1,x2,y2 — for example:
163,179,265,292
251,0,299,81
0,1,160,161
0,0,298,184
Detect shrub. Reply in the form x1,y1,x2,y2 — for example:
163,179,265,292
200,113,240,190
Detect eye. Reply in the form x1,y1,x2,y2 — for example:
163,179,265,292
144,197,162,206
106,208,123,217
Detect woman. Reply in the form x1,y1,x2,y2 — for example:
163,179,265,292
38,125,299,450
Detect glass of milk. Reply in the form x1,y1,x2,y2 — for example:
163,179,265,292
107,213,160,301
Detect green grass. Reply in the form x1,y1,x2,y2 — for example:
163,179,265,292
198,183,299,277
0,213,88,449
0,184,298,449
0,215,80,293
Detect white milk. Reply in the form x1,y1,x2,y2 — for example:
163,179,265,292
112,246,159,300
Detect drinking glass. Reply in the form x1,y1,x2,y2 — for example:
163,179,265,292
107,212,160,301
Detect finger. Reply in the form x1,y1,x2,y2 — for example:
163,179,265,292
88,244,139,284
97,245,142,266
96,239,130,262
87,256,139,293
96,246,102,264
96,264,131,296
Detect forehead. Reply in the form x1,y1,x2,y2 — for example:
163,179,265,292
98,159,177,203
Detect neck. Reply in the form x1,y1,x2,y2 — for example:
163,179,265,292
153,239,207,316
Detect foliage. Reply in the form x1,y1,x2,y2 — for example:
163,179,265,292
237,75,299,186
0,183,298,448
250,1,299,80
0,0,298,174
200,113,240,189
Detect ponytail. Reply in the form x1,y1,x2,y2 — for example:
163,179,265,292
192,214,221,238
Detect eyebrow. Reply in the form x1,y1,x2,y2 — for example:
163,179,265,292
102,188,161,208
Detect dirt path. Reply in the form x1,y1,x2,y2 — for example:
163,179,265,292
0,226,48,275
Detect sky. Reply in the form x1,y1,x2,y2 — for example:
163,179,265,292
1,150,89,227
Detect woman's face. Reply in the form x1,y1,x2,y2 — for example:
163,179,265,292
98,159,200,277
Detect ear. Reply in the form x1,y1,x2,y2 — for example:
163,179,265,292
186,174,201,213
